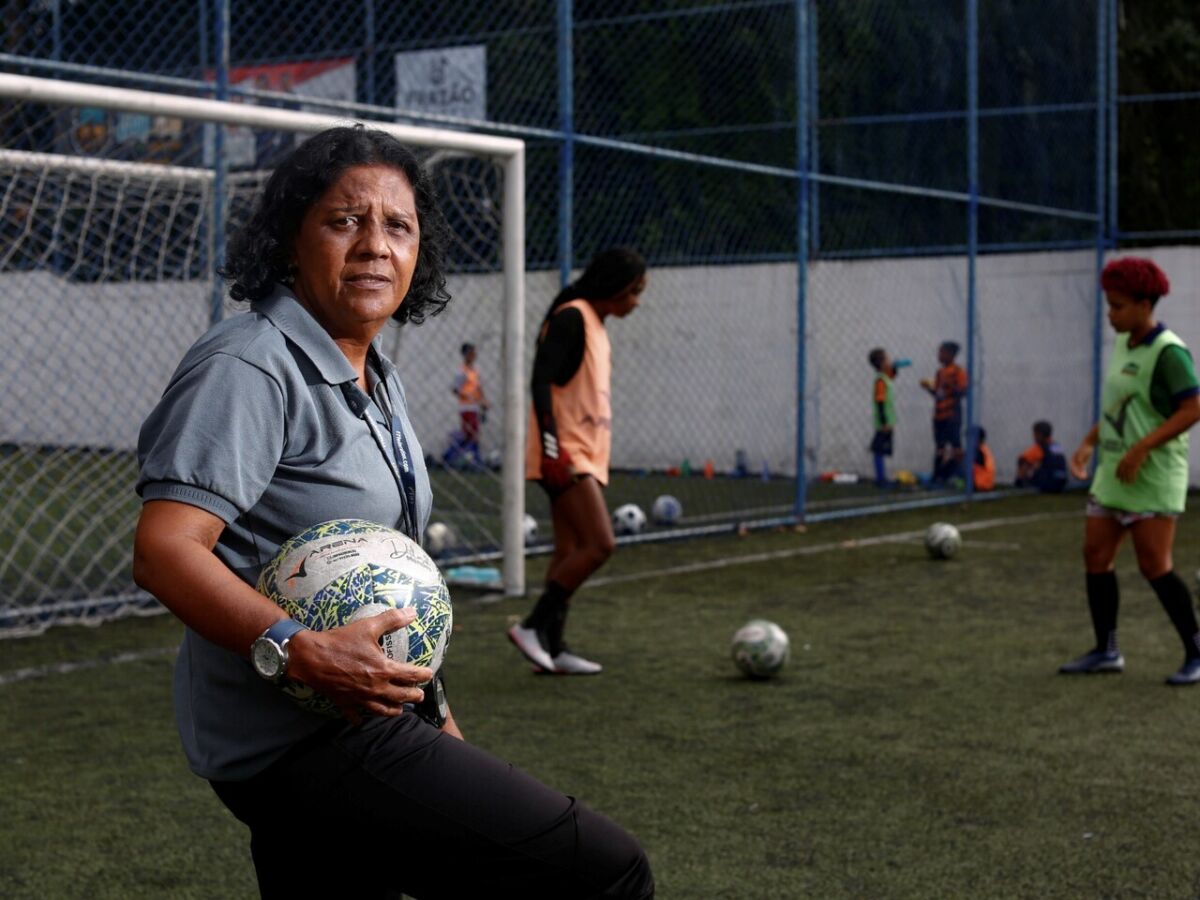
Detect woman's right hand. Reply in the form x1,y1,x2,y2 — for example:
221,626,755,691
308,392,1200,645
1070,441,1094,481
285,607,433,724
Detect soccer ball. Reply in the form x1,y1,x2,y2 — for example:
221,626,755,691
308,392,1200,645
612,503,647,536
257,519,453,716
424,521,454,557
731,619,790,679
651,494,683,526
522,513,538,543
925,522,962,559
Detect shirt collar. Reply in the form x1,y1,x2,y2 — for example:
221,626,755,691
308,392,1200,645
253,285,392,385
1129,322,1166,349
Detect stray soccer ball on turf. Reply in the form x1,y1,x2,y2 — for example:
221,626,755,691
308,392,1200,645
925,522,962,559
731,619,790,678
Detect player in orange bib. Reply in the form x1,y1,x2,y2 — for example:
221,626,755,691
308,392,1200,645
508,248,647,675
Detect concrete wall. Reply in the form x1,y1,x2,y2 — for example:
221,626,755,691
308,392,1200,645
4,246,1197,485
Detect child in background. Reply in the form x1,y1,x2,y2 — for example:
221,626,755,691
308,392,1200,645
972,426,996,491
868,348,909,487
1016,420,1068,493
920,341,969,483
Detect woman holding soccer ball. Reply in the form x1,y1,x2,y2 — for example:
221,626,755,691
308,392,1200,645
509,247,648,675
1061,257,1200,686
133,127,653,898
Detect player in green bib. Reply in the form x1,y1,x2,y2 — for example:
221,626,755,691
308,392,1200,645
1062,257,1200,685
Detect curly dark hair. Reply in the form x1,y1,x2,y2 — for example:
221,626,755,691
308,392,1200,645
221,125,451,325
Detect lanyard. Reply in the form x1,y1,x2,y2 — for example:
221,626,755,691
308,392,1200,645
342,379,420,540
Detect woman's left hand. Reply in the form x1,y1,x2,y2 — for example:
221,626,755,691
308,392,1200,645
1116,443,1148,483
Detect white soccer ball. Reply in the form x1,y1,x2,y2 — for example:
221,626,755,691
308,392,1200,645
925,522,962,559
731,619,790,679
424,521,454,557
651,494,683,526
523,513,538,543
612,503,647,536
257,519,453,716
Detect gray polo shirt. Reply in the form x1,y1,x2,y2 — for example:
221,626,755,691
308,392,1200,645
137,286,432,780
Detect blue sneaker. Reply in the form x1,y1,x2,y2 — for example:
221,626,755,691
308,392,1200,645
1166,658,1200,686
1059,648,1125,674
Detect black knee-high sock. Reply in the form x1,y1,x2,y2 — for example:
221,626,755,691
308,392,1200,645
1148,571,1200,660
1086,571,1120,653
523,581,572,655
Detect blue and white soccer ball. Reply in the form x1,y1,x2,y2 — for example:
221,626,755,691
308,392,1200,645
258,519,453,716
523,513,538,544
651,494,683,527
731,619,790,679
612,503,647,536
925,522,962,560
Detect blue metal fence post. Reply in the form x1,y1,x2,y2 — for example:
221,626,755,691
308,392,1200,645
364,0,376,107
1093,0,1109,425
557,0,574,288
808,0,819,255
963,0,979,499
794,0,811,520
210,0,230,325
1107,0,1118,242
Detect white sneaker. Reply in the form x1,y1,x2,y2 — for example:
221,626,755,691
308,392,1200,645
507,624,555,671
551,650,603,675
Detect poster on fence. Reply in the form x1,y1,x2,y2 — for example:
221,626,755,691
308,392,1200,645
394,44,487,122
202,56,357,169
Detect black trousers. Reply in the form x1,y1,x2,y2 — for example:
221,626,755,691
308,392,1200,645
211,714,654,900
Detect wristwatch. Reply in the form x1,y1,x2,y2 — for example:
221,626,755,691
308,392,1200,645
414,670,449,729
250,619,308,683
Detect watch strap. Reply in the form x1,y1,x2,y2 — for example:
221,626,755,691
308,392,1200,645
263,618,307,645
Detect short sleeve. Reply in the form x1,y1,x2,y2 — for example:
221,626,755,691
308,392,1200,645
873,377,887,403
136,353,287,523
1157,345,1200,400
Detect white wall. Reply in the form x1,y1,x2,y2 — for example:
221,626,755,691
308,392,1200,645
4,246,1197,485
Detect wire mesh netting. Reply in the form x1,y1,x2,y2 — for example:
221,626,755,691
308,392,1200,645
2,0,1197,633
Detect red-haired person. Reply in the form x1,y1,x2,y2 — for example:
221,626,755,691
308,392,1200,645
508,248,647,675
1062,257,1200,685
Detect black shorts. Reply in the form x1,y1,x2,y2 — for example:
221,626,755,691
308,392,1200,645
210,714,653,899
870,430,893,456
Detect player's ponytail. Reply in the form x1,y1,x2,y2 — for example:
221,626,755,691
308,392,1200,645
541,246,646,329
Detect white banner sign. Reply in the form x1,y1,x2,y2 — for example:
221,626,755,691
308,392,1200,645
395,45,487,121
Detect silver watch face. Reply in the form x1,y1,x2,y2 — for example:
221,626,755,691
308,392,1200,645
252,637,285,680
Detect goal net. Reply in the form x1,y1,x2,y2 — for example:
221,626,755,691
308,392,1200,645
0,77,526,636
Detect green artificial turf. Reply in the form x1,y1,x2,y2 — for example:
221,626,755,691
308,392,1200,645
3,493,1200,898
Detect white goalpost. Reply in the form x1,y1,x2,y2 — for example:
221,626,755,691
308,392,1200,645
0,74,528,635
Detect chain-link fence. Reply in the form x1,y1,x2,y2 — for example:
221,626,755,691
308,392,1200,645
2,0,1197,631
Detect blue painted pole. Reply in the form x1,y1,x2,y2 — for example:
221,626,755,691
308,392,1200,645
557,0,574,288
794,0,810,520
964,0,979,500
1093,0,1108,425
364,0,376,107
210,0,229,325
1107,0,1118,241
808,0,819,255
51,0,62,61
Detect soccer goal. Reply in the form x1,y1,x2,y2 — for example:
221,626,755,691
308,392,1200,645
0,74,527,636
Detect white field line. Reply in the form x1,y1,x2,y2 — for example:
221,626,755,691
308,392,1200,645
1,509,1074,686
0,646,178,686
585,510,1075,589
